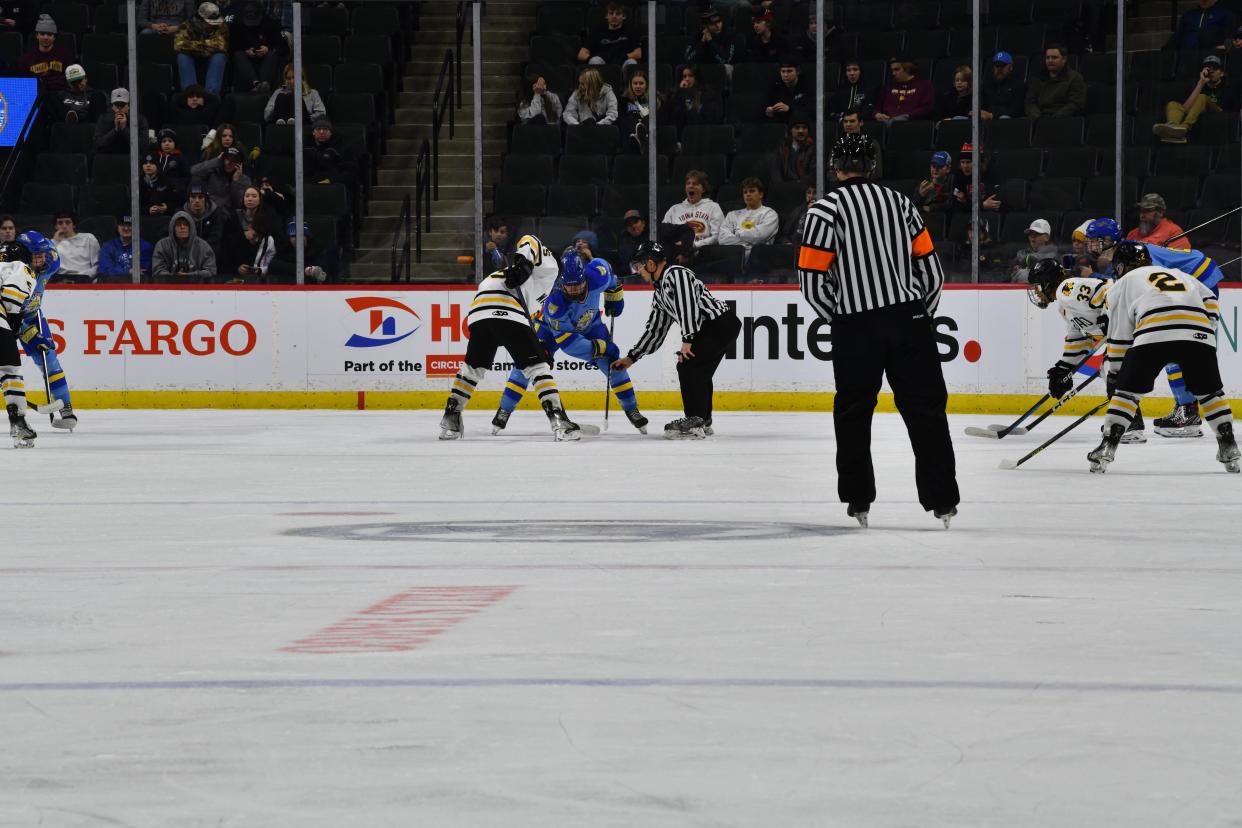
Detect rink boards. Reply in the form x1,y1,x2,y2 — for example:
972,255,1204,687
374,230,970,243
26,284,1242,413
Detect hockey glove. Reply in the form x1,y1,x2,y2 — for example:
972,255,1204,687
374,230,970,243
503,256,533,288
1046,365,1073,399
17,323,51,352
592,339,620,362
604,299,624,317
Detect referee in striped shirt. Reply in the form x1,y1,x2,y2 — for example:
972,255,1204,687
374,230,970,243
611,239,741,439
798,133,959,528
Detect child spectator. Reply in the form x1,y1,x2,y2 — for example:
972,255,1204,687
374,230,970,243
915,150,954,215
157,128,192,190
152,212,217,281
175,2,229,96
686,7,735,66
777,112,814,182
952,143,1001,212
562,67,618,125
1126,193,1191,249
662,169,724,248
138,0,192,35
169,84,220,124
578,1,642,69
668,64,722,130
618,69,657,153
264,63,327,125
141,152,180,216
97,216,154,281
826,60,876,122
840,109,883,178
718,177,779,261
230,0,283,93
51,213,100,280
268,221,337,283
741,9,781,64
617,209,647,271
1152,55,1237,143
763,60,812,123
980,52,1026,120
1165,0,1234,51
516,72,563,124
200,122,247,162
54,64,108,124
1025,44,1086,119
93,89,150,154
875,58,934,122
17,15,73,91
481,217,511,272
937,65,973,122
305,117,358,188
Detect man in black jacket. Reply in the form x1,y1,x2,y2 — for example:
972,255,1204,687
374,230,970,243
304,117,359,189
183,182,233,264
980,51,1026,120
93,88,150,154
763,60,812,123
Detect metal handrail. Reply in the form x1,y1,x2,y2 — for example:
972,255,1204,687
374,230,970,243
455,1,467,107
431,48,456,200
414,139,431,266
391,192,412,283
0,95,45,209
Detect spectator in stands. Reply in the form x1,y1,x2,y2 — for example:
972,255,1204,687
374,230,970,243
0,2,36,33
265,63,327,125
138,0,192,35
617,209,647,271
1010,218,1060,283
915,150,954,215
1153,54,1237,143
578,1,642,69
175,2,229,96
1126,193,1191,249
686,7,735,66
763,59,811,123
742,8,782,64
152,212,217,280
1221,25,1242,53
51,213,100,280
17,15,72,91
141,152,179,216
570,230,598,263
953,143,1001,212
964,217,1008,281
563,67,618,126
53,64,108,124
191,145,252,205
183,182,230,261
98,216,154,281
875,58,934,123
777,112,814,182
668,64,722,130
230,0,283,94
1024,45,1086,119
516,71,563,125
233,223,277,282
262,0,292,35
0,215,16,243
662,169,724,248
482,217,511,272
826,60,876,122
169,84,220,125
157,128,192,190
840,109,883,179
305,117,358,189
980,51,1026,121
94,89,150,154
233,184,281,237
1068,220,1094,278
257,174,293,219
719,177,779,263
618,69,658,153
269,221,337,284
659,221,697,266
779,185,816,245
201,122,246,162
1166,0,1234,51
936,65,973,123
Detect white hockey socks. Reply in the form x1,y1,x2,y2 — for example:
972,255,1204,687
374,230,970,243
523,362,564,411
448,364,487,410
1196,390,1234,438
1102,390,1140,434
1,366,26,414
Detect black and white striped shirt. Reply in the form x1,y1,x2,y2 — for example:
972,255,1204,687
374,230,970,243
797,178,946,321
628,264,731,360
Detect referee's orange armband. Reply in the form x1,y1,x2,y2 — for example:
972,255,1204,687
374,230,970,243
911,227,935,258
797,246,836,272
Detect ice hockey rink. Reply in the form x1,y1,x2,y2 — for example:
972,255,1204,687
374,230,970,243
3,408,1241,827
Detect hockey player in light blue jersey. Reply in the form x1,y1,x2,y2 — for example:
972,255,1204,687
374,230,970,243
1086,217,1222,438
491,251,649,434
15,231,77,430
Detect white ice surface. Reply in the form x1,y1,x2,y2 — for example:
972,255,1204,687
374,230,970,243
3,409,1242,827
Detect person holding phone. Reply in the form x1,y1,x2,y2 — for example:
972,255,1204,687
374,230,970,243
1153,54,1238,143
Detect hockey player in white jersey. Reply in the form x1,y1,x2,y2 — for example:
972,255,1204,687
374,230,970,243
1027,258,1145,442
438,234,581,441
0,242,39,448
1087,242,1238,473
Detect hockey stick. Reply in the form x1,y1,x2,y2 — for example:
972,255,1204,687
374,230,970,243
999,400,1108,470
603,316,614,431
1164,206,1242,246
964,393,1049,440
965,370,1100,439
39,349,54,425
28,398,63,416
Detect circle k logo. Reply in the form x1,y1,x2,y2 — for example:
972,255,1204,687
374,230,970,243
345,297,422,348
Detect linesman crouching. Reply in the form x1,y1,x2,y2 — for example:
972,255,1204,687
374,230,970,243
611,240,741,439
439,234,581,441
1089,242,1239,473
0,242,38,448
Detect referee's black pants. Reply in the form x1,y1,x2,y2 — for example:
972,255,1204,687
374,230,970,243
831,301,959,512
677,310,742,421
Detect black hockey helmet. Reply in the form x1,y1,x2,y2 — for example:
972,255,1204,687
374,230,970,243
1112,240,1152,276
0,241,31,264
1027,258,1069,309
629,239,666,274
828,132,876,176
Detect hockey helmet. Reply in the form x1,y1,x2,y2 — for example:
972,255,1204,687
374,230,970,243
1111,240,1152,276
17,230,53,255
1027,258,1069,309
629,239,667,276
828,132,876,176
1085,217,1122,254
560,247,586,283
0,241,31,264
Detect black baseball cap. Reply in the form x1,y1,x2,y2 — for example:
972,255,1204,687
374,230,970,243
222,146,243,160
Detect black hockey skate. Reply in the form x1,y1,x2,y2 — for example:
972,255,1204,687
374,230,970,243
1088,423,1125,473
1154,402,1202,438
53,404,77,431
1216,423,1240,473
542,400,581,442
7,404,35,449
663,416,707,440
490,408,510,435
847,503,869,528
439,398,464,440
934,507,957,529
624,408,649,434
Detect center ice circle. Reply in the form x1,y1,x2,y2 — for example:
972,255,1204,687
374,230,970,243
285,520,837,544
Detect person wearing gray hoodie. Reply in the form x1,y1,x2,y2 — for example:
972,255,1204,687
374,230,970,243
152,211,217,280
138,0,192,34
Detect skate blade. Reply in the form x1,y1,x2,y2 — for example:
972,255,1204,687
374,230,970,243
490,427,503,435
1089,461,1110,474
854,514,868,528
1154,426,1203,438
52,420,76,431
998,458,1019,470
438,430,462,440
663,430,706,440
1224,461,1240,474
12,439,34,449
554,429,582,442
1120,431,1147,444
